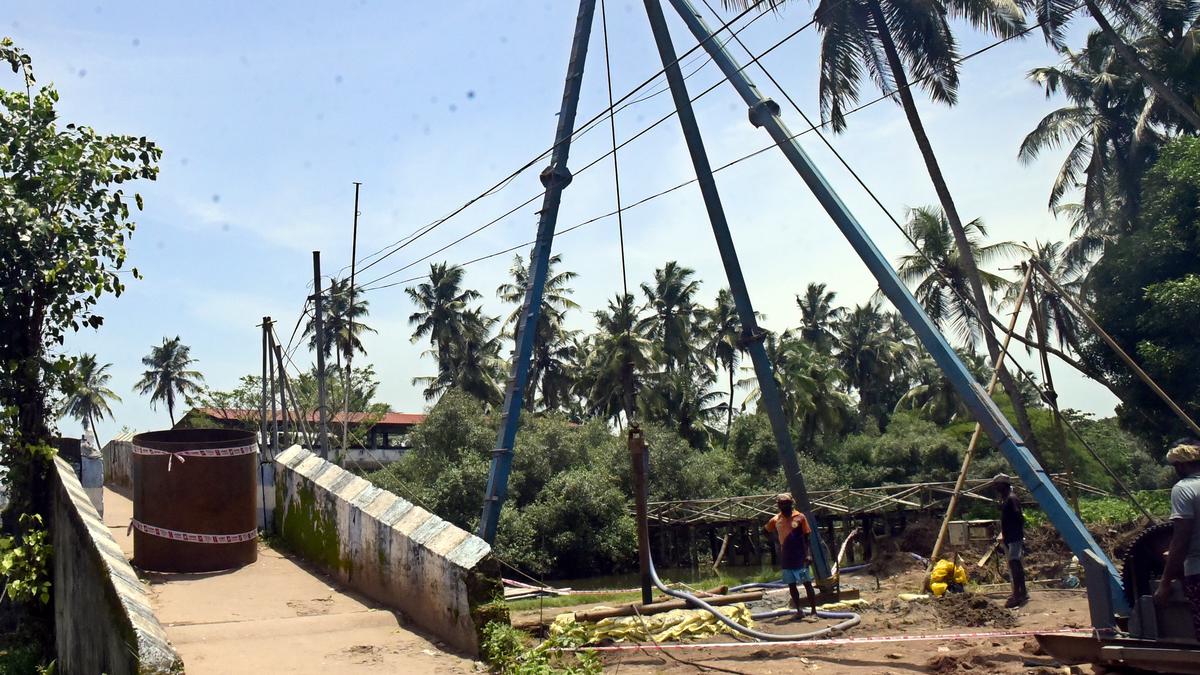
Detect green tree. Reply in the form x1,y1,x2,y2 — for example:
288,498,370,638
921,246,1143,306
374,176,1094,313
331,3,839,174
704,289,743,444
406,262,481,379
135,337,205,425
895,206,1025,346
796,282,844,353
1086,136,1200,446
639,261,704,372
61,354,122,450
576,293,653,425
0,38,159,529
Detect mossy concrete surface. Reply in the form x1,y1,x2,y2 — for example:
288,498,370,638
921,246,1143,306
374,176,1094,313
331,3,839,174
50,456,183,674
273,446,505,655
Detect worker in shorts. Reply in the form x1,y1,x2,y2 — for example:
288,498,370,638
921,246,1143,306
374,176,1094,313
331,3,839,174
1155,438,1200,641
765,493,818,619
993,473,1028,608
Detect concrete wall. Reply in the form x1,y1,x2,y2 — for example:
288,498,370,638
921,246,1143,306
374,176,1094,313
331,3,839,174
51,456,182,674
273,446,504,655
102,431,135,490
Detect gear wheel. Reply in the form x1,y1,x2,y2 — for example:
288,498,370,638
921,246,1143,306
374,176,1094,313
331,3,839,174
1120,521,1175,606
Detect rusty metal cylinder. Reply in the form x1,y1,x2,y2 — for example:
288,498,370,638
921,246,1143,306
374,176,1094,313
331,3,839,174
132,429,258,572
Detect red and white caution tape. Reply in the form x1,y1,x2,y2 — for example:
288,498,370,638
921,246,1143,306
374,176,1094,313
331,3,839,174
551,627,1089,652
129,519,258,544
132,443,256,470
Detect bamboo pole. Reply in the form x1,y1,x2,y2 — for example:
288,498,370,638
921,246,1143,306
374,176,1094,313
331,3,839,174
927,265,1033,573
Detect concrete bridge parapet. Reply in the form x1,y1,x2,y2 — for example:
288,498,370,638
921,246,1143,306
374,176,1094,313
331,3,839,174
272,446,504,655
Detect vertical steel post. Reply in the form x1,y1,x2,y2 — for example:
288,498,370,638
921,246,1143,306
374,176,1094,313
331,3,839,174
641,0,831,580
664,0,1127,612
478,0,599,544
311,250,331,457
345,182,362,459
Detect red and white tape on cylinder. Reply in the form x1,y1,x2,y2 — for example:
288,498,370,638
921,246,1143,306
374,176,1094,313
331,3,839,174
132,443,256,470
129,519,258,544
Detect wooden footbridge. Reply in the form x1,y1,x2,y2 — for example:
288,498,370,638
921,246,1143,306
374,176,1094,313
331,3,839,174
644,476,1108,569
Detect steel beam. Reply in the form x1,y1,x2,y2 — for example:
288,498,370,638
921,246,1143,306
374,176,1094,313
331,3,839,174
664,0,1127,612
478,0,598,544
642,0,831,580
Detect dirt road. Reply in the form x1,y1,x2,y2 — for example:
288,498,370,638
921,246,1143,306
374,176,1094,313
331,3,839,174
103,488,480,674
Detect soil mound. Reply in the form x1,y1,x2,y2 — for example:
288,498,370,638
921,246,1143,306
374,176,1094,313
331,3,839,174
932,592,1016,628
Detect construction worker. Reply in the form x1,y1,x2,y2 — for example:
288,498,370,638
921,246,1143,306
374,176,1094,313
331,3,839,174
993,474,1028,608
1156,438,1200,641
765,493,818,620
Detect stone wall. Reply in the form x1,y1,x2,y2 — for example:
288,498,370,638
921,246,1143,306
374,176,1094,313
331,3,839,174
51,456,182,674
273,446,504,655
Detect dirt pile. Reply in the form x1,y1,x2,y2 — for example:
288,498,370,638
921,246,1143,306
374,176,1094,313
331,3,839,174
932,592,1016,628
924,649,1004,674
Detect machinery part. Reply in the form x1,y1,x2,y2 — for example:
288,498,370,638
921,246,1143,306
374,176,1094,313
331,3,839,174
1121,521,1175,607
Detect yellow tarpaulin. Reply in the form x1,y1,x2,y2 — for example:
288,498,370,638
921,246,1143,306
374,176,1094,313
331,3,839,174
928,559,968,596
549,604,754,645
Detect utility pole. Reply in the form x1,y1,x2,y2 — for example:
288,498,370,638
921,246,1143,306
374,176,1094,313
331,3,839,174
260,317,270,454
477,0,598,544
344,182,361,461
312,250,332,457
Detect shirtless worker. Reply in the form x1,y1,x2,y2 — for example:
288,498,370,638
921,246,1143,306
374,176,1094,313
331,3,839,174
1155,438,1200,641
765,493,818,619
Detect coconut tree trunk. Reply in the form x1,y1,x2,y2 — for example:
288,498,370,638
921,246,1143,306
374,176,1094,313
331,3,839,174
1085,0,1200,130
725,363,735,451
867,0,1041,456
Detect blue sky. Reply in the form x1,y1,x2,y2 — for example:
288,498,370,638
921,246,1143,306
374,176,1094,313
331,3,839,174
9,1,1109,442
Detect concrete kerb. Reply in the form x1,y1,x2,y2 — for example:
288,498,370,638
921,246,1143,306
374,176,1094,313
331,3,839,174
272,447,505,655
51,456,183,674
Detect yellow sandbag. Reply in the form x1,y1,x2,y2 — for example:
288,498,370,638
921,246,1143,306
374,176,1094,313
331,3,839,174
548,604,755,645
930,559,956,583
930,581,949,597
953,564,967,585
898,592,930,601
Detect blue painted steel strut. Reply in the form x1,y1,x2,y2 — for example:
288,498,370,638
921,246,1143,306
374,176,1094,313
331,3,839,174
641,0,832,580
478,0,598,545
663,0,1128,612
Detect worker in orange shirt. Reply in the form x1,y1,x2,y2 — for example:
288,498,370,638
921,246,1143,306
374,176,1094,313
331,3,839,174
765,493,818,619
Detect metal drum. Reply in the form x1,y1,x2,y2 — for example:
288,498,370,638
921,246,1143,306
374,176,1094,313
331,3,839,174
131,429,258,572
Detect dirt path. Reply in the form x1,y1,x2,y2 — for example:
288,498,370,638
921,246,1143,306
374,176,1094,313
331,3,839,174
103,488,479,674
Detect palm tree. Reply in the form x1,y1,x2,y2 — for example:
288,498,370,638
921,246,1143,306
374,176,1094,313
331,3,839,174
1019,32,1160,273
639,262,704,372
135,337,204,425
63,354,121,448
894,206,1026,347
577,293,655,425
406,263,481,379
496,253,580,411
413,308,505,406
1005,242,1083,353
728,0,1038,451
704,289,742,445
307,277,375,364
1030,0,1200,130
640,368,726,449
796,282,844,353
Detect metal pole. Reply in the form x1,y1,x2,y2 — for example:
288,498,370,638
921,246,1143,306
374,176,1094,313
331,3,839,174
260,317,270,453
664,0,1126,612
273,340,314,452
311,250,331,457
1031,262,1200,438
266,319,279,457
478,0,598,544
344,182,361,460
642,0,831,581
629,427,654,605
927,265,1030,570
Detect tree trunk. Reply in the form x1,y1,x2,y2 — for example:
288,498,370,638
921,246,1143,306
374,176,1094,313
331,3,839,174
725,364,735,451
1086,0,1200,131
868,0,1041,456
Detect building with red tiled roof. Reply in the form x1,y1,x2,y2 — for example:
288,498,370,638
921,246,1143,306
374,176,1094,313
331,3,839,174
177,407,426,451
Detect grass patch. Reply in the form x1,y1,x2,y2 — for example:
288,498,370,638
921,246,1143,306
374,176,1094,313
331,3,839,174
505,568,783,611
1022,489,1171,529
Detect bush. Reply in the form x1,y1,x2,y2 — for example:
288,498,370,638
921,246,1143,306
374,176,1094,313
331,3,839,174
481,621,600,675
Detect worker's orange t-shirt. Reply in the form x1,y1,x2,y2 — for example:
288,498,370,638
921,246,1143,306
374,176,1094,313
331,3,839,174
766,511,812,569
